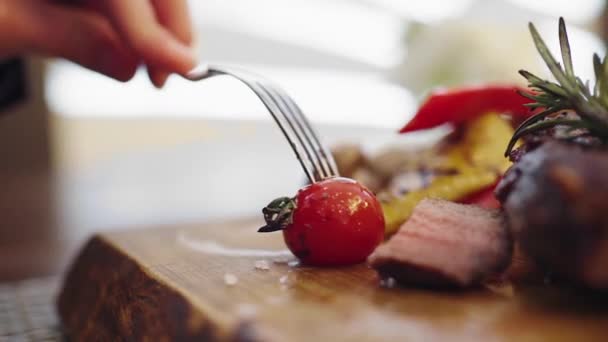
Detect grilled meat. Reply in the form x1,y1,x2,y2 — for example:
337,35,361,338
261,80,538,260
497,141,608,289
369,199,512,288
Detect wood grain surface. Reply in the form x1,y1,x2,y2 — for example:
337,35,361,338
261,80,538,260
58,219,608,341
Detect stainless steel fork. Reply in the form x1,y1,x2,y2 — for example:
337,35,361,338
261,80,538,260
185,64,339,183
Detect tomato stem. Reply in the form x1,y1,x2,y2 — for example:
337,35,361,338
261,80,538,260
258,196,296,233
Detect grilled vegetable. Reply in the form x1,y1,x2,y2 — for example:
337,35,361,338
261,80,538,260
460,182,501,209
400,85,532,133
382,113,513,234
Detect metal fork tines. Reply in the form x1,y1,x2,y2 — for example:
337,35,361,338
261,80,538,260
186,64,339,183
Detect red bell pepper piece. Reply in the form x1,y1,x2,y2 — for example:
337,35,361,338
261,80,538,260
460,182,501,209
400,85,533,133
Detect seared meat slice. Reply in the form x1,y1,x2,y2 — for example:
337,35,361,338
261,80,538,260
369,199,512,288
496,141,608,289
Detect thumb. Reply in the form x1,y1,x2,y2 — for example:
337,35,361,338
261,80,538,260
0,1,138,81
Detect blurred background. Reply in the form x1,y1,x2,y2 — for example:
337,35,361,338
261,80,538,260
2,0,608,279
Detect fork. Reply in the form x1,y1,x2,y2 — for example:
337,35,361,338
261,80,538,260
185,64,339,183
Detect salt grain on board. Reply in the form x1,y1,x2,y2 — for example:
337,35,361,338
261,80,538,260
279,275,289,284
254,260,270,271
224,273,238,286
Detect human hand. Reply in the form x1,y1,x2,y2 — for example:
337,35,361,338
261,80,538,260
0,0,197,87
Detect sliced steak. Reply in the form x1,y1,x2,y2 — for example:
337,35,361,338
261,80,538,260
369,199,512,288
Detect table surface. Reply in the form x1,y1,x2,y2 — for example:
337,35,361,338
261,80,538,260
58,219,608,342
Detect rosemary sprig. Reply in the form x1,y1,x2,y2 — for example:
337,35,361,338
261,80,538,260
505,17,608,156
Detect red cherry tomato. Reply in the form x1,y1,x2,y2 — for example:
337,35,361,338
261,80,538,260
259,177,385,266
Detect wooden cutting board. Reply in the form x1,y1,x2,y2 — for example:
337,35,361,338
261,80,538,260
58,218,608,341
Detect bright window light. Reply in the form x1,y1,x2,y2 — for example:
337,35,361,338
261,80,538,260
189,0,406,69
366,0,474,22
45,61,415,129
506,0,604,23
534,19,606,83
